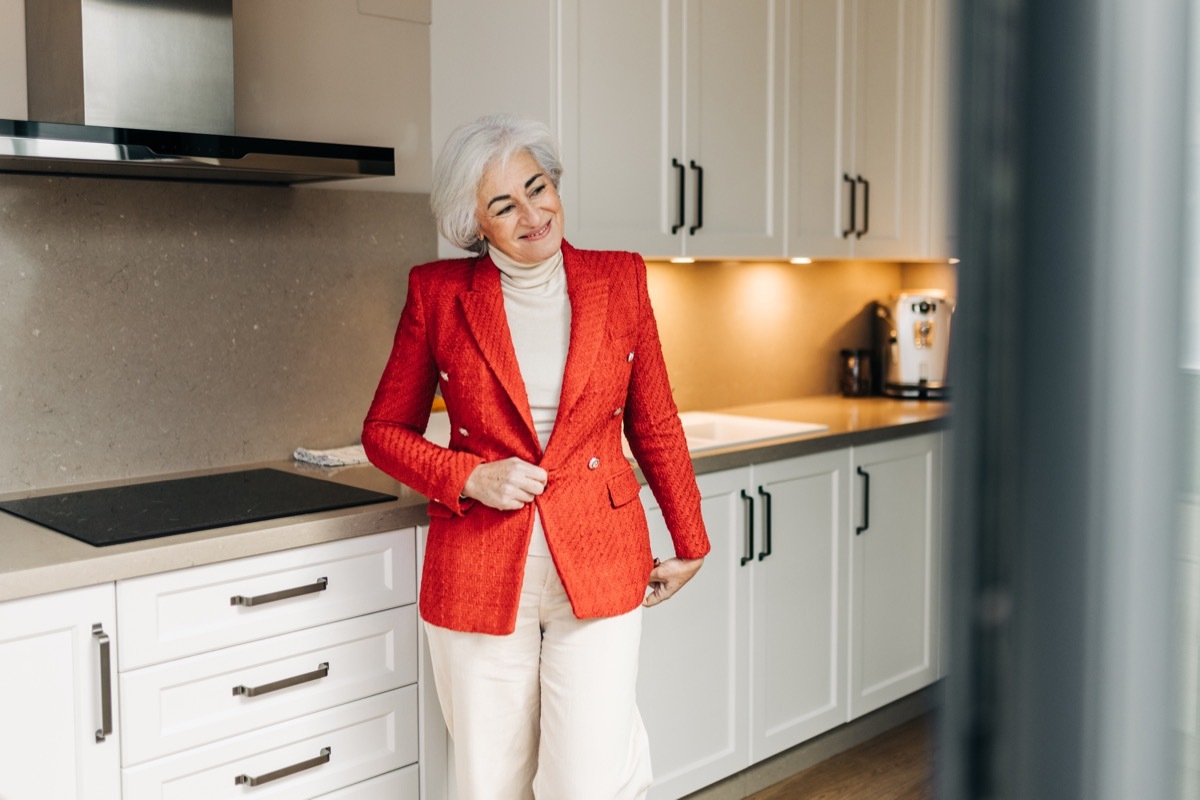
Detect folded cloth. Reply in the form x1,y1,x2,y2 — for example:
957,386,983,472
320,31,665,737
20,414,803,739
293,444,369,467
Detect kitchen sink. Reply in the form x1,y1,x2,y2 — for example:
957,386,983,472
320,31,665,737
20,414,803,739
624,411,828,457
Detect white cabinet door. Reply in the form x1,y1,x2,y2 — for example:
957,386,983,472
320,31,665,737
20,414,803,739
681,0,786,258
0,583,121,800
563,0,784,259
430,0,560,258
560,0,682,256
749,450,851,762
848,433,941,718
849,0,930,259
637,467,750,800
926,0,958,259
787,0,855,259
787,0,932,260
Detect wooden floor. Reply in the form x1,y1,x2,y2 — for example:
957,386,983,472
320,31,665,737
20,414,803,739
746,716,934,800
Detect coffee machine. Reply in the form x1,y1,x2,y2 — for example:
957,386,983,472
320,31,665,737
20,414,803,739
874,290,955,399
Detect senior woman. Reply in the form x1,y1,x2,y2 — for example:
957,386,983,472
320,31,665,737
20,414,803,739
362,114,710,800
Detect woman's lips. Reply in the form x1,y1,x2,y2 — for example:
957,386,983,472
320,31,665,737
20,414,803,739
521,220,552,240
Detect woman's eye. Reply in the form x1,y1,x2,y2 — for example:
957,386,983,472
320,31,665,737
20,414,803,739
496,204,514,216
530,183,546,197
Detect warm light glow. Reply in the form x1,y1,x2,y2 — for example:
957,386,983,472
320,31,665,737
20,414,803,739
670,257,695,264
790,257,813,264
948,258,961,264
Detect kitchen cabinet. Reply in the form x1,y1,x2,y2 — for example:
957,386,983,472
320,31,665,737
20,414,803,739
0,583,121,800
431,0,787,259
926,0,959,259
637,468,750,800
636,449,849,799
117,528,421,799
429,0,558,257
636,432,940,798
787,0,932,260
559,0,787,259
848,433,941,718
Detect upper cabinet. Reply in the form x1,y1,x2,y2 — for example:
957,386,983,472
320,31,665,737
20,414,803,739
787,0,933,261
560,0,787,260
429,0,949,261
926,0,959,259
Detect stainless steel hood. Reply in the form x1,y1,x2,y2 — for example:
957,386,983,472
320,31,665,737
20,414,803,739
2,0,394,184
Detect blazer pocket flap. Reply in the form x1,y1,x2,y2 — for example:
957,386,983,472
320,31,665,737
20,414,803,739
608,469,644,508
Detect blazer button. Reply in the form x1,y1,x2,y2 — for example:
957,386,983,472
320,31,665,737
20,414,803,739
588,457,601,470
439,370,449,381
612,407,623,417
458,427,469,437
627,351,635,363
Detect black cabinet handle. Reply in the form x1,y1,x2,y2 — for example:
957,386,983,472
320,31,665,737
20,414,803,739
671,158,686,234
689,160,704,234
856,466,871,534
842,173,856,238
856,175,870,238
757,486,773,560
740,489,755,566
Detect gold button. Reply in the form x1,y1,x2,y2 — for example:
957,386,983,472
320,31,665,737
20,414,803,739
439,370,449,381
587,457,601,470
458,427,468,436
627,351,635,363
612,407,623,417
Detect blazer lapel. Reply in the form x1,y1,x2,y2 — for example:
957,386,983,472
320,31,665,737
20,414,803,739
458,257,539,445
552,243,610,438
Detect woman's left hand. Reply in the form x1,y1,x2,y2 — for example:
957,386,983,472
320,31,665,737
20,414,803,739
643,557,704,608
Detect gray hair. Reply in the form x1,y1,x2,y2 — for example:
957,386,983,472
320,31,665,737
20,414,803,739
431,114,564,255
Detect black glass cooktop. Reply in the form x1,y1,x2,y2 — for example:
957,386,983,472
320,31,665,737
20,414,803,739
0,468,397,547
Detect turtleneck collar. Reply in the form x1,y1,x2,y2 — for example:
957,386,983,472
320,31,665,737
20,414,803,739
488,245,565,291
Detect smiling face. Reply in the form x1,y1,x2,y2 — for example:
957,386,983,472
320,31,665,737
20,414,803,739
475,149,564,264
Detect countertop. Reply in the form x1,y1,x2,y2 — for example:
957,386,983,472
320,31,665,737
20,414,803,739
0,395,949,603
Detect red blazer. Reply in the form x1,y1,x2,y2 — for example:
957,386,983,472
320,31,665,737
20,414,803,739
363,241,710,635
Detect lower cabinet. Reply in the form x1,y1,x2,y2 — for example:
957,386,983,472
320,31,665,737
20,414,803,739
637,448,851,800
117,528,420,800
847,433,942,718
0,528,420,800
637,433,942,800
0,583,121,800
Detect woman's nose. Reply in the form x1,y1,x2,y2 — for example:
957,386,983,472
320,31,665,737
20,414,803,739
515,200,539,225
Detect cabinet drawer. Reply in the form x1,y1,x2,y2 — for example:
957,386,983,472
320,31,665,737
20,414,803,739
313,766,418,799
117,529,416,669
121,606,418,766
122,686,417,800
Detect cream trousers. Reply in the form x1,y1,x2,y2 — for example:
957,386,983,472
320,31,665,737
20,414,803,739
424,555,653,800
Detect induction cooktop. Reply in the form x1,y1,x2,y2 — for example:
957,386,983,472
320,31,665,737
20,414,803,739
0,468,398,547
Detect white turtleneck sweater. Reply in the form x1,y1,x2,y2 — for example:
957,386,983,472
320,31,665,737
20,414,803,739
488,246,571,558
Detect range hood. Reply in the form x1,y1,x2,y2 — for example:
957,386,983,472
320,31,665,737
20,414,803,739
0,0,394,185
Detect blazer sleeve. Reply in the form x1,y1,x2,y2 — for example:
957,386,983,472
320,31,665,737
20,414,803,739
362,266,484,516
622,254,711,560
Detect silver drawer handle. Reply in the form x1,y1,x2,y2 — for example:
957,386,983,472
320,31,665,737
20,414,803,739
92,623,113,742
233,662,330,697
231,577,327,607
234,746,331,787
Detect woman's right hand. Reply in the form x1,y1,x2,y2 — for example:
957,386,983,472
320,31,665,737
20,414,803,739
462,457,548,511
